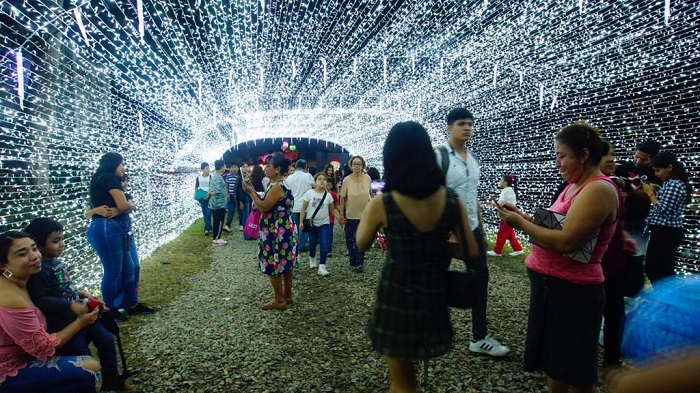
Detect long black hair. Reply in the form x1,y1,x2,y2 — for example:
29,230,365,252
0,231,34,267
383,121,443,199
652,151,692,204
502,174,518,197
90,152,123,188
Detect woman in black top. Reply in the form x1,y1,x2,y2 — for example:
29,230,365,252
86,152,153,321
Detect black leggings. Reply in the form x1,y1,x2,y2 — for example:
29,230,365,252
645,225,684,283
211,208,226,240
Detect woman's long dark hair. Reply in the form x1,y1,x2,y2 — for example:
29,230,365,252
383,121,443,199
90,152,123,188
0,231,33,267
323,164,337,189
250,165,265,192
652,151,692,204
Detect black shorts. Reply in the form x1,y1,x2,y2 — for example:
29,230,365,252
524,268,605,386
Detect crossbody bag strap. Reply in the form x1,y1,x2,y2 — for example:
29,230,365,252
310,191,327,220
454,200,471,268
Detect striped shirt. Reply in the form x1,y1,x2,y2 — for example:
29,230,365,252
646,179,686,228
224,172,238,196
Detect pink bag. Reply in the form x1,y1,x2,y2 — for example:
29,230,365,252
243,208,261,239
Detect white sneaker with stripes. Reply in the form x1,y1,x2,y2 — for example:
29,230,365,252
468,335,510,357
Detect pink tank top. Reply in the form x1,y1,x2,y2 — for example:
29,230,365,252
525,175,619,284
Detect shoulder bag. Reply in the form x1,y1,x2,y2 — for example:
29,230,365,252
446,208,478,309
302,192,327,232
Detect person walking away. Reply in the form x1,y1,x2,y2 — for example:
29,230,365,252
487,174,524,257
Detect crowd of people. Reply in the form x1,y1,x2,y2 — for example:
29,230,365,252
1,108,697,392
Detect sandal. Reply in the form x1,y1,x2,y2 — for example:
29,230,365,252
260,300,287,310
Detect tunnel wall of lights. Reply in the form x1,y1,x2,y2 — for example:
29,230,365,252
1,0,699,290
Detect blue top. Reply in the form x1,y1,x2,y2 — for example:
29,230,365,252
436,142,480,230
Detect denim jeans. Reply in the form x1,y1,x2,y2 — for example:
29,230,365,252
225,196,237,227
0,356,98,393
291,212,309,251
328,222,334,254
86,216,138,310
198,198,212,232
239,194,251,228
58,321,119,381
470,226,489,341
308,224,331,265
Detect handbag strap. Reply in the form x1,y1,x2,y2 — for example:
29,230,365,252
309,191,327,220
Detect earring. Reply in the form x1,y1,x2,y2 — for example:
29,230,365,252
2,269,12,279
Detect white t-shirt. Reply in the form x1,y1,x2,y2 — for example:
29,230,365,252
498,187,517,206
197,175,210,191
302,190,332,226
285,171,315,213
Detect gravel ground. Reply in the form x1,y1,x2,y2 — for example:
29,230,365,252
121,227,556,392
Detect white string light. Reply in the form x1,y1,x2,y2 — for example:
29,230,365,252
1,0,698,290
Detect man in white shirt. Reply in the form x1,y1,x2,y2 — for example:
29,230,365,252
285,159,314,252
436,108,510,357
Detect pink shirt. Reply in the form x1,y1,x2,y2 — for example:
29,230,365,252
525,176,619,285
0,307,60,383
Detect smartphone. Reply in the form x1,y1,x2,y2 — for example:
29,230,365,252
491,196,502,209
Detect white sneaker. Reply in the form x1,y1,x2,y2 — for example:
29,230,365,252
238,225,243,231
309,256,318,269
317,264,330,276
223,225,231,232
486,250,502,257
469,336,510,357
212,239,228,246
509,250,524,256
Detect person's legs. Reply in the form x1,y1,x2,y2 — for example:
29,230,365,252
212,208,225,240
318,224,331,265
547,378,596,393
386,357,417,393
645,225,682,283
505,224,523,252
225,197,236,227
471,227,489,340
199,199,212,232
308,227,319,259
345,219,363,269
283,271,293,304
492,220,508,254
328,222,334,255
261,275,286,310
298,223,309,252
87,219,125,310
0,356,99,393
603,274,625,366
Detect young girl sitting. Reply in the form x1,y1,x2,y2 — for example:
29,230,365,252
300,173,339,276
24,218,135,392
487,174,525,257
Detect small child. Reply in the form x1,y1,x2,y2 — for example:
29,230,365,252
300,173,339,276
25,217,135,392
487,174,525,257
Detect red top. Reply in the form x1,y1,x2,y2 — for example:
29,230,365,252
526,176,619,284
329,190,339,224
0,307,60,383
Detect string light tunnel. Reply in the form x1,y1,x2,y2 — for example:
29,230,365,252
1,0,699,289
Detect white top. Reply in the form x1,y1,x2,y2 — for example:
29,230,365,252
498,186,517,206
285,171,315,213
302,190,332,226
262,177,270,190
197,175,210,191
436,142,481,230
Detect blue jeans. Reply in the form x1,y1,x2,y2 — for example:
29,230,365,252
58,321,119,381
86,216,138,310
291,213,309,251
308,224,331,265
471,226,489,341
225,196,237,227
0,356,98,393
198,198,212,232
239,195,251,228
328,222,334,254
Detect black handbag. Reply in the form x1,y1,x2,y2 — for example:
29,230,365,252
446,212,478,309
301,192,327,233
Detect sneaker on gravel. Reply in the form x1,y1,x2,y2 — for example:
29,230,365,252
127,303,155,315
223,225,231,232
238,225,243,231
309,255,318,269
509,250,525,256
486,250,502,257
213,239,228,246
469,336,510,357
317,264,330,276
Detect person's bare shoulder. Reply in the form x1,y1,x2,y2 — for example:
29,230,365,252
0,286,33,309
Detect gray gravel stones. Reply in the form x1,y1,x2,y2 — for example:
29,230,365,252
125,230,550,392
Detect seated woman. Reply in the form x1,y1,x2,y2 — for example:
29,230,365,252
0,231,101,393
356,121,478,393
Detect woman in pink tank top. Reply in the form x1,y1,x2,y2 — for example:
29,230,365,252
495,122,620,393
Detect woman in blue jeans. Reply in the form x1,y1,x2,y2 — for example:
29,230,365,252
86,152,153,322
195,162,212,235
299,173,339,276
